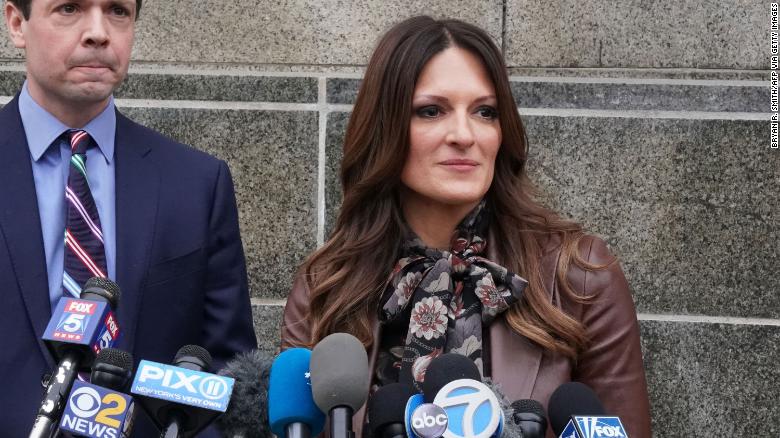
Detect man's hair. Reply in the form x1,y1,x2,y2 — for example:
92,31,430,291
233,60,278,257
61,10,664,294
7,0,143,20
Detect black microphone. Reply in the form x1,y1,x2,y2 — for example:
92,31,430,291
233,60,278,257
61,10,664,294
368,383,417,438
59,348,137,437
420,353,481,402
549,382,628,438
549,382,606,437
162,345,213,437
91,347,134,391
510,399,547,438
216,349,274,438
310,333,369,438
413,354,511,438
30,277,122,438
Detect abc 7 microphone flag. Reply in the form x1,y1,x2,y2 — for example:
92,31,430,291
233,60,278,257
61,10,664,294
406,379,505,438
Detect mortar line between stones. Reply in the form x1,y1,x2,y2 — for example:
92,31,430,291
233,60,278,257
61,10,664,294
6,97,767,121
508,76,765,87
518,108,769,120
251,298,287,307
501,0,508,58
113,99,319,111
8,97,764,121
638,313,780,326
317,77,327,247
2,62,764,86
244,305,780,327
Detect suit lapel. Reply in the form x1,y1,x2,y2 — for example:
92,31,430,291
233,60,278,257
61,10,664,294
0,96,55,367
114,112,158,353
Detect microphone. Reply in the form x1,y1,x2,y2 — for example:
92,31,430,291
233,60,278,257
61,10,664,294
216,349,274,438
59,348,136,437
310,333,369,438
31,277,122,438
430,379,504,438
130,345,235,438
401,353,504,438
549,382,629,438
421,354,481,403
368,383,417,438
90,348,134,391
510,399,547,438
268,348,325,438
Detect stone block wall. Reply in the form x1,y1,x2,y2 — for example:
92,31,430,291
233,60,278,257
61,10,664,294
1,1,773,435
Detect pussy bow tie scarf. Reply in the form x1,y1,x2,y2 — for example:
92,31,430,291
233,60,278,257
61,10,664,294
380,202,528,389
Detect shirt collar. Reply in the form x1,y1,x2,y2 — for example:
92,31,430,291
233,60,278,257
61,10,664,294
19,80,116,164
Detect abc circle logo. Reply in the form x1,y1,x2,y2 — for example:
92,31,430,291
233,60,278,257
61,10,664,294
69,387,102,418
433,379,502,438
199,375,229,400
411,403,448,438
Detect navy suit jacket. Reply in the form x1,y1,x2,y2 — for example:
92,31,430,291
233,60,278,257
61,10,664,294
0,95,257,436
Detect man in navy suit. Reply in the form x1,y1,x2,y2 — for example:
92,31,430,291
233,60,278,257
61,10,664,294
1,0,257,435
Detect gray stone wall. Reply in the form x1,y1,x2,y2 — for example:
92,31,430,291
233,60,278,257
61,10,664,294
1,1,774,436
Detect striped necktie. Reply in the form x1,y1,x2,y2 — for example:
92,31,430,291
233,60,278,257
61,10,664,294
63,130,107,297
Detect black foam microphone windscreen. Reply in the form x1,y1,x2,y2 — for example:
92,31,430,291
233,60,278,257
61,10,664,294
174,344,213,371
548,382,606,436
90,347,134,391
310,333,370,412
421,353,481,402
217,349,274,438
510,399,547,438
368,383,417,438
81,276,122,310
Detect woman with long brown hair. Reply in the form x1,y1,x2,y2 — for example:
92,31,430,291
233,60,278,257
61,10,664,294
282,16,651,438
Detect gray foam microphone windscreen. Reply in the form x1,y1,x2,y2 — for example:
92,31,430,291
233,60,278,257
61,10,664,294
310,332,369,412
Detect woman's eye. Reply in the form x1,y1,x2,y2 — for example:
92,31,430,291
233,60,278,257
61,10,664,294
415,106,441,118
476,106,498,120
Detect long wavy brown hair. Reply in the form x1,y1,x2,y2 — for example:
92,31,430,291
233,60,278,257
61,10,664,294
301,16,600,358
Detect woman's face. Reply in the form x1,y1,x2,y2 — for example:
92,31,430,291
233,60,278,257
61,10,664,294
401,46,501,212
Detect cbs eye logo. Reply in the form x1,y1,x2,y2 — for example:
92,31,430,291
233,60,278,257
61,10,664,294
69,386,128,428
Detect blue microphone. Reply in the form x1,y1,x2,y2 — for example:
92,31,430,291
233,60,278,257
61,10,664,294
30,277,122,438
59,348,137,438
268,348,325,438
549,382,629,438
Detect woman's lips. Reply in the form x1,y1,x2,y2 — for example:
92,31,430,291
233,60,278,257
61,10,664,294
438,159,479,171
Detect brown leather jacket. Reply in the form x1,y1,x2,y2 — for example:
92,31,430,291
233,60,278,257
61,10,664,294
281,234,652,438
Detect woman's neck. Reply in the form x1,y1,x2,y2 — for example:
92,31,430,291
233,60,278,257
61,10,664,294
401,192,480,250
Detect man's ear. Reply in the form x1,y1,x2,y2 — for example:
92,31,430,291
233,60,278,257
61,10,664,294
4,2,26,49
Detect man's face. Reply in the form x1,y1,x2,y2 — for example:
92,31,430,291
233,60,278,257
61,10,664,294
5,0,136,112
